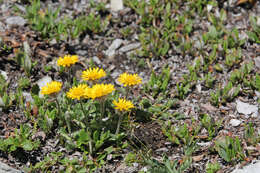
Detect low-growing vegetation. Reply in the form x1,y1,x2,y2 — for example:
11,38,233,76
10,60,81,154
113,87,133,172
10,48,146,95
0,0,259,172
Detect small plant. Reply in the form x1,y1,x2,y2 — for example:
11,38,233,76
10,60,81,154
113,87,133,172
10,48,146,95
162,121,200,152
244,122,260,146
206,162,221,173
15,42,35,76
23,0,108,41
214,136,245,163
224,48,242,68
144,66,170,97
0,124,40,152
199,114,222,140
247,16,260,44
210,82,240,106
204,72,216,88
145,156,192,173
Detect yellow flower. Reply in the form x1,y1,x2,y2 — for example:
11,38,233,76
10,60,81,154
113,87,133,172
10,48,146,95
86,83,115,99
113,98,134,111
66,84,89,100
57,55,78,67
41,81,62,95
81,67,106,81
118,73,142,87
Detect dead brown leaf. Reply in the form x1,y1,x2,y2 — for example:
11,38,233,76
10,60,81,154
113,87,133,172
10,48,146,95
236,0,257,6
192,154,204,162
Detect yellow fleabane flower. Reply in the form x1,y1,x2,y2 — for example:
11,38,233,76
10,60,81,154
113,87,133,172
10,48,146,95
118,73,142,87
86,83,115,100
66,84,89,100
113,98,134,111
41,81,62,95
57,55,78,67
81,67,106,81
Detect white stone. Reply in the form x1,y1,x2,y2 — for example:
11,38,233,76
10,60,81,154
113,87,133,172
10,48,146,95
119,43,141,53
6,16,26,26
236,100,258,116
92,56,101,64
232,161,260,173
229,119,241,127
110,0,124,11
0,161,21,173
254,57,260,69
257,17,260,26
104,39,123,57
0,70,8,80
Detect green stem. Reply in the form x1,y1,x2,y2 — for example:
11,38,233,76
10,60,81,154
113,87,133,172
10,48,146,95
55,98,61,116
69,67,72,84
116,114,123,135
80,101,86,115
126,87,130,99
100,99,106,117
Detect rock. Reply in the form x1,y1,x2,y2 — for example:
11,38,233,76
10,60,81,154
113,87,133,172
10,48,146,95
104,39,123,58
229,119,241,127
232,161,260,173
257,16,260,26
236,100,258,116
200,103,218,112
0,70,8,80
0,21,5,32
155,147,169,152
119,43,141,53
196,83,202,93
36,76,52,98
5,16,26,26
0,162,22,173
254,57,260,69
92,56,101,64
76,50,88,56
15,4,26,13
197,142,211,147
110,0,124,11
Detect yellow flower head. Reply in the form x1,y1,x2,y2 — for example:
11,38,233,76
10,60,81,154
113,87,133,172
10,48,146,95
41,81,62,95
81,67,106,81
86,83,115,100
66,84,89,100
113,98,134,111
118,73,142,87
57,55,78,67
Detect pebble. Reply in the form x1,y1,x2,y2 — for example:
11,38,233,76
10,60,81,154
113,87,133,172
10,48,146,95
0,70,8,80
104,39,123,58
92,56,101,65
236,100,258,116
119,43,141,53
5,16,26,26
0,162,22,173
155,147,169,152
0,21,5,32
229,119,241,127
232,161,260,173
254,57,260,69
110,0,124,11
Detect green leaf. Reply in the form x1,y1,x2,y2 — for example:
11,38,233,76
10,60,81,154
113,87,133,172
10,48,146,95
22,140,34,151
